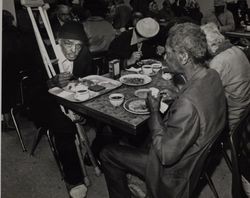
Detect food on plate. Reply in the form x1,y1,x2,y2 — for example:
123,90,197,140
137,59,161,66
123,77,144,85
128,100,148,112
162,72,173,80
135,89,150,99
80,79,95,87
65,82,88,92
98,81,117,89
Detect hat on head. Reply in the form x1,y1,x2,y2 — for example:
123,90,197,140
57,21,86,42
214,0,226,6
136,17,160,38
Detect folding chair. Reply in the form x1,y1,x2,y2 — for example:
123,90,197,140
21,0,101,186
228,106,250,198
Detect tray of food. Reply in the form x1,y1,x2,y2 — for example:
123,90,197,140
49,75,122,102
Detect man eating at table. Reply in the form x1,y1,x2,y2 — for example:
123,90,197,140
100,23,227,198
108,17,161,70
30,21,93,198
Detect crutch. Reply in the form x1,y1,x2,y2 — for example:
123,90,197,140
22,0,101,181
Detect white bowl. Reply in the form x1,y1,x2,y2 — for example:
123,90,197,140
152,63,162,73
74,89,89,101
109,93,125,107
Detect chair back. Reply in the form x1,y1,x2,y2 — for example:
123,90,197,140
230,105,250,198
190,129,227,196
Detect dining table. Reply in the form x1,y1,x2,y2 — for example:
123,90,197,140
50,66,180,136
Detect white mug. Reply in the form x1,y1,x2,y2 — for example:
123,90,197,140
142,65,152,75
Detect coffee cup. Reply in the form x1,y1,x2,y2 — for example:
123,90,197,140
152,63,162,73
74,89,89,101
142,65,153,75
246,25,250,32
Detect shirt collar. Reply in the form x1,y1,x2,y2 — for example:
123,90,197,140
130,29,146,46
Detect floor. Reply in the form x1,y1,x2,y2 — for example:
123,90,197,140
2,113,232,198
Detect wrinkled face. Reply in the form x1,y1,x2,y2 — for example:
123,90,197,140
164,45,184,72
57,6,72,23
59,39,83,61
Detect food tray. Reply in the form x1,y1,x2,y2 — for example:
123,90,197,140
48,75,122,102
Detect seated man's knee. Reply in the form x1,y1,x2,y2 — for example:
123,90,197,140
100,145,117,162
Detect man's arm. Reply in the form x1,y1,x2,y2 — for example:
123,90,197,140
148,97,200,166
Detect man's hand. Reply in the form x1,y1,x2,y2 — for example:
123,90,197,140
127,51,142,66
147,91,162,113
53,72,72,88
156,45,165,56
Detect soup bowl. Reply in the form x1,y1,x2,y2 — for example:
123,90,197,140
109,93,125,107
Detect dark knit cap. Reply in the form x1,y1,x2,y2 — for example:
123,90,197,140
57,21,86,42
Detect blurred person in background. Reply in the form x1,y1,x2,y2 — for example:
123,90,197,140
202,0,235,32
2,10,23,130
201,22,250,131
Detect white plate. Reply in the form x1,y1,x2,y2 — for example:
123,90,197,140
125,66,142,73
119,74,152,86
123,98,150,115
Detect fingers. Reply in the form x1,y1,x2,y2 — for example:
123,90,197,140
56,72,72,88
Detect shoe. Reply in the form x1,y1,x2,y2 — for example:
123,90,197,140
69,184,87,198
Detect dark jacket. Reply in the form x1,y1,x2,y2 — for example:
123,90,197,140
108,29,159,68
146,68,226,198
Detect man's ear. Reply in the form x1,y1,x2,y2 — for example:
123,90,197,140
177,51,189,65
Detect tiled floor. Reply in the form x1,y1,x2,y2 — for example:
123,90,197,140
2,114,232,198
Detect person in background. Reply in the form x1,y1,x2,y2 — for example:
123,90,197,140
30,22,93,198
82,2,116,54
111,0,132,34
108,17,160,69
201,22,250,132
202,0,235,33
172,0,203,24
235,0,250,28
101,22,226,198
159,0,175,22
50,1,73,35
2,10,23,130
127,11,144,30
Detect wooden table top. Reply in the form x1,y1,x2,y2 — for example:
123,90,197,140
55,70,177,135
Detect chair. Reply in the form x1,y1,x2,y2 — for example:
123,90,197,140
228,106,250,198
9,70,31,152
91,51,109,75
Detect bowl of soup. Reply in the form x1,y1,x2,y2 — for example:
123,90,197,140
109,93,125,107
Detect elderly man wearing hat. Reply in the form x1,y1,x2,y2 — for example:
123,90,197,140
108,17,160,69
202,0,235,33
31,22,93,198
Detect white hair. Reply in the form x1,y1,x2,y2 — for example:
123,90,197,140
201,22,225,54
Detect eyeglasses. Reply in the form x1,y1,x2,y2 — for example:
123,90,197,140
62,40,83,51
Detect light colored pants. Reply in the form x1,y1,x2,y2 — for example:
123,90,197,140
242,175,250,198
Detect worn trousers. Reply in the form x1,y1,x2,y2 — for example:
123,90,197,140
100,144,149,198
